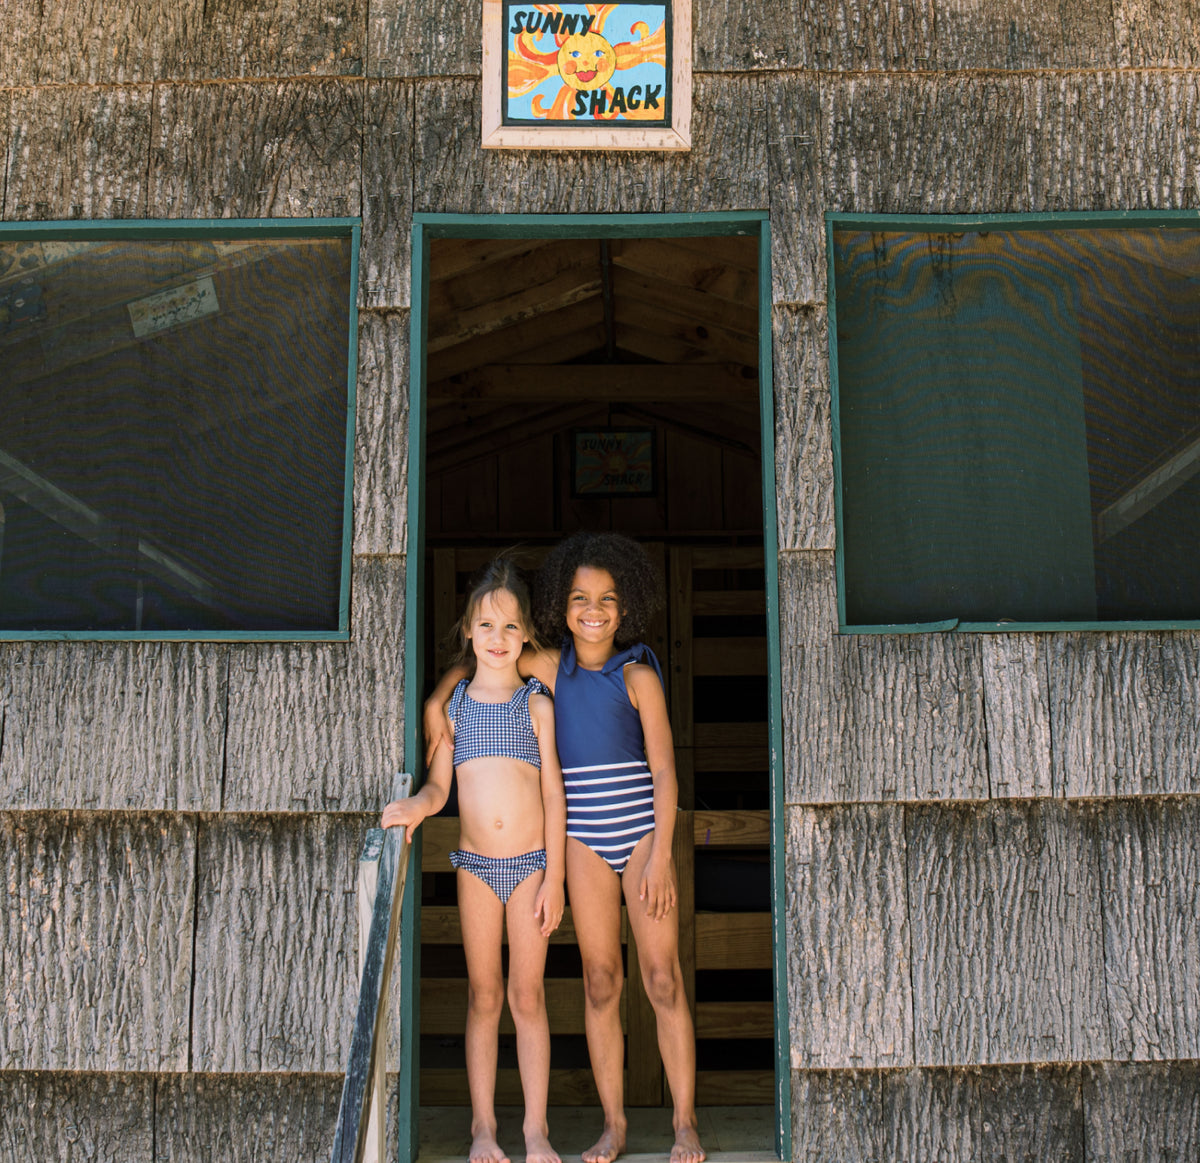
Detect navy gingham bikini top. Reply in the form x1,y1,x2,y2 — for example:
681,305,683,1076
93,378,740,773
448,676,551,770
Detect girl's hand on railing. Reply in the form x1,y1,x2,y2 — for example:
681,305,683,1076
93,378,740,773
381,798,425,833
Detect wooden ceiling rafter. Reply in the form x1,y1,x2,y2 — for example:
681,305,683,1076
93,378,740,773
428,237,556,282
427,362,757,403
428,402,599,476
426,263,603,354
609,238,760,306
430,239,593,321
613,301,759,366
611,266,759,340
426,297,607,381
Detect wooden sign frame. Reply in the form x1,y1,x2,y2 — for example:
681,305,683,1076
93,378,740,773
482,0,691,151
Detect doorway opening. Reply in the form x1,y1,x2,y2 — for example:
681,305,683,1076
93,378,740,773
403,214,788,1161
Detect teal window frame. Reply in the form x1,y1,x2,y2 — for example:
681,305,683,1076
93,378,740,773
0,217,361,642
402,211,791,1163
827,209,1200,634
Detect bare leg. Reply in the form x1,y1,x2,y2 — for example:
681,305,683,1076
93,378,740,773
504,870,560,1163
567,838,628,1163
457,869,511,1163
623,834,705,1163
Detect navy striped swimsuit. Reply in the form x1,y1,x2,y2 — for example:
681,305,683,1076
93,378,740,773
555,639,661,874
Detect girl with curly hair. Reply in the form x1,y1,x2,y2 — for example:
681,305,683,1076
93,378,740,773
426,533,704,1163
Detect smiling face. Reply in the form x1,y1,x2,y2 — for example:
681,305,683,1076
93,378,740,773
557,31,617,91
565,565,623,647
467,588,529,672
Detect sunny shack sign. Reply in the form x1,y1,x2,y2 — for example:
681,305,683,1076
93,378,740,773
482,0,692,150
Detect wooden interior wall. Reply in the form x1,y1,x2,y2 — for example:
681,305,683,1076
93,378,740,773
2,0,1200,1159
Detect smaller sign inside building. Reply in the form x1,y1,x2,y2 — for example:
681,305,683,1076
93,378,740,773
128,276,219,338
483,0,691,150
572,428,656,497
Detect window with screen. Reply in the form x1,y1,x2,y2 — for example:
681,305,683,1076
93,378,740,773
0,222,358,638
828,216,1200,631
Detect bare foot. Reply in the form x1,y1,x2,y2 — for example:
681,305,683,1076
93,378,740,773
670,1124,705,1163
581,1123,626,1163
469,1128,510,1163
524,1127,561,1163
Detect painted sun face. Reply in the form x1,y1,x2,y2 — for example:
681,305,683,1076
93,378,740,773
557,32,617,91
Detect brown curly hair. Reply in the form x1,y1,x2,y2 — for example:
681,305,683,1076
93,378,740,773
534,532,663,650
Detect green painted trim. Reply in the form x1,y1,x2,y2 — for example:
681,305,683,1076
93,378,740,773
338,222,363,633
402,211,789,1160
0,217,361,642
825,216,849,630
757,222,793,1163
842,619,1200,634
397,220,433,1163
826,210,1200,636
827,209,1200,231
413,211,765,239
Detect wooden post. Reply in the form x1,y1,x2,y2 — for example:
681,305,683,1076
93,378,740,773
357,830,387,1163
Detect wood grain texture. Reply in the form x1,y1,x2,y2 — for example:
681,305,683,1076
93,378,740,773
1022,72,1200,211
822,73,1029,217
368,0,480,77
149,81,362,219
0,812,195,1070
0,11,39,90
191,813,369,1072
1099,798,1200,1061
1115,0,1200,67
764,73,825,305
694,0,809,72
0,1072,154,1161
794,1065,1084,1161
772,305,834,551
354,311,410,556
980,634,1053,798
1050,633,1200,797
413,79,665,215
799,0,937,71
787,803,913,1068
223,556,405,811
182,0,365,80
1083,1061,1200,1161
791,1069,882,1163
980,1064,1084,1163
0,643,227,810
881,1067,978,1160
4,85,151,220
25,0,200,85
932,0,1114,69
700,0,1084,72
780,550,988,803
156,1073,343,1161
907,800,1110,1066
361,79,413,310
661,73,769,212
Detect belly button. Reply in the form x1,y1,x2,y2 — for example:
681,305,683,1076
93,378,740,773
493,819,504,829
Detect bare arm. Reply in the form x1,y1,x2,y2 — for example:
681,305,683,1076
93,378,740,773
626,662,679,921
519,641,560,690
531,692,566,936
423,665,469,765
382,738,452,833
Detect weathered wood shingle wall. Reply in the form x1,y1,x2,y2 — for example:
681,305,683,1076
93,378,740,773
3,0,1199,1158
